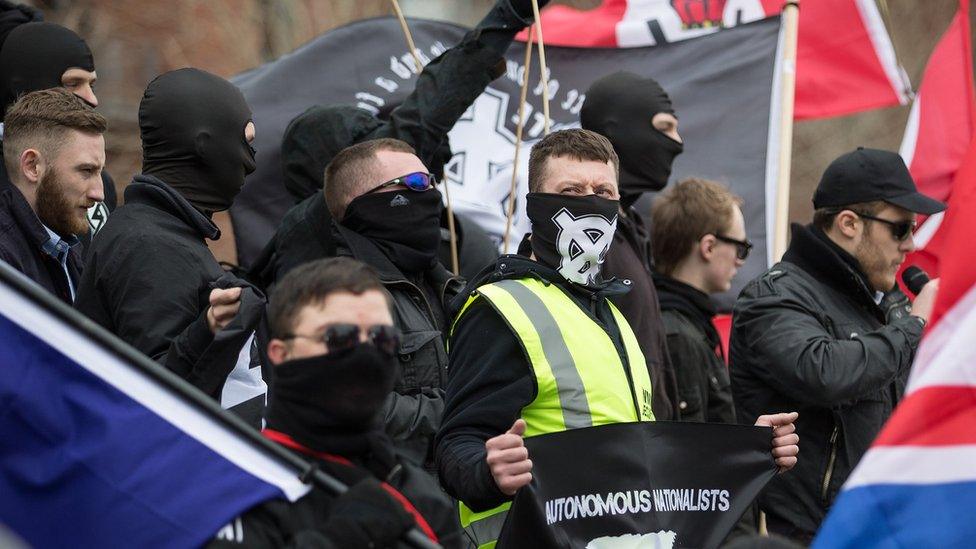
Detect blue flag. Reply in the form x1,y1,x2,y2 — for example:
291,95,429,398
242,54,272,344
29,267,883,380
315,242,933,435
0,270,309,548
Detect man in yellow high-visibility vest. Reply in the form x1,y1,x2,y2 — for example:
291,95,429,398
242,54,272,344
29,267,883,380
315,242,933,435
434,129,799,549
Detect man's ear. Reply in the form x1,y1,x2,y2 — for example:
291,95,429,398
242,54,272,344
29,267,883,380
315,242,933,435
267,339,289,366
19,148,43,185
834,210,861,240
698,234,717,262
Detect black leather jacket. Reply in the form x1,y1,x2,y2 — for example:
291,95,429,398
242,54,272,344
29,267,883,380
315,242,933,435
333,223,463,470
729,223,922,542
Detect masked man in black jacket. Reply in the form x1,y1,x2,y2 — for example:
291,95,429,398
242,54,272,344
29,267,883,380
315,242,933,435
0,21,117,236
319,137,463,470
210,257,462,548
580,71,684,419
730,148,944,543
436,129,799,548
251,0,551,288
76,68,268,426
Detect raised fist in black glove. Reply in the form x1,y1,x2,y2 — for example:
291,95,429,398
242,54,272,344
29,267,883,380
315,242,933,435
323,478,416,548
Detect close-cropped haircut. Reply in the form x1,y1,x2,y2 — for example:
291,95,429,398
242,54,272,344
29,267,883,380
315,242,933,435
268,257,391,339
651,178,743,276
812,200,887,233
527,128,620,193
323,137,416,220
2,88,107,178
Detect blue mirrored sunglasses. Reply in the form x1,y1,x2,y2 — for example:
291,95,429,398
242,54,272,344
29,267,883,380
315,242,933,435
364,171,435,195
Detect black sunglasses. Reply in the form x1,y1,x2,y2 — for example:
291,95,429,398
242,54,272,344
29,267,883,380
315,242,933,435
853,211,916,242
714,234,753,260
364,172,435,195
284,323,400,357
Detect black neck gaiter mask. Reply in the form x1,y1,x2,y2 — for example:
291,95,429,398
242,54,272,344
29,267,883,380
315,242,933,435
341,188,443,274
266,343,400,455
0,22,95,119
526,193,619,286
138,68,256,214
581,71,684,203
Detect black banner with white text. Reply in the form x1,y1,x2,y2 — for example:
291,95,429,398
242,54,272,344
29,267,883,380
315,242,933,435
497,422,776,549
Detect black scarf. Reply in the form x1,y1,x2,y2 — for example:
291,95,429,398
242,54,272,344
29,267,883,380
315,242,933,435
526,192,619,286
139,68,255,214
580,71,684,202
0,22,94,118
265,344,399,461
341,188,444,274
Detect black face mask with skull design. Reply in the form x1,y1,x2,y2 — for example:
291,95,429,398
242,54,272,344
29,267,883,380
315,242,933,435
526,192,619,286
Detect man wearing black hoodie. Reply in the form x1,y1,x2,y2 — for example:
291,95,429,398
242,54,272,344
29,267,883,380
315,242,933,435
209,257,462,548
75,68,267,426
251,0,548,287
580,71,685,419
0,21,117,236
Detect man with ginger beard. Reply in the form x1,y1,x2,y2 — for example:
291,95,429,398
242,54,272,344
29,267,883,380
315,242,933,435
0,21,117,236
0,88,105,303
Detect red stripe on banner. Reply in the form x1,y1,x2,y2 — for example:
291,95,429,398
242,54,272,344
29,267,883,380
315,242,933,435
515,1,626,47
931,134,976,328
873,386,976,447
793,0,901,119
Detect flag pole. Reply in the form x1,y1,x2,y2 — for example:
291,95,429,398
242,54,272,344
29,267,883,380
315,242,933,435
772,0,800,261
0,262,441,549
391,0,460,276
503,26,535,254
531,0,551,135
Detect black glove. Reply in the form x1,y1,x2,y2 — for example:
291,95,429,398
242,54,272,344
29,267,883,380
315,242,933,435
506,0,552,22
324,478,417,548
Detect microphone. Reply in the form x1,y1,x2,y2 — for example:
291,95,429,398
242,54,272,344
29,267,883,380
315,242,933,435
902,266,930,295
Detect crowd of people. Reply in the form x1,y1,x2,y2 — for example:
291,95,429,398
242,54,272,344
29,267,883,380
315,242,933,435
0,0,944,547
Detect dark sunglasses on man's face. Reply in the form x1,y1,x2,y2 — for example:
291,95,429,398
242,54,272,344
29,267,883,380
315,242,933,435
853,211,916,242
284,323,400,357
714,234,753,260
364,172,435,195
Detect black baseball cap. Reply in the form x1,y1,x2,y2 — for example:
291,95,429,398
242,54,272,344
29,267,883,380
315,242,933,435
813,147,946,215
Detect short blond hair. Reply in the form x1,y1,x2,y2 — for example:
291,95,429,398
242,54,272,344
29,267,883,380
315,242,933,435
651,178,742,276
3,88,106,178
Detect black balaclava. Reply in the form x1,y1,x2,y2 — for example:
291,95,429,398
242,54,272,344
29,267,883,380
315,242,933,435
580,71,683,204
281,105,381,203
139,68,256,214
265,343,399,453
526,193,619,286
341,188,444,274
0,22,94,119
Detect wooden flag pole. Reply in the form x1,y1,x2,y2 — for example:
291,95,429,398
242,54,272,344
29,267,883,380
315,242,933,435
772,0,800,262
391,0,460,276
502,26,535,254
531,0,551,135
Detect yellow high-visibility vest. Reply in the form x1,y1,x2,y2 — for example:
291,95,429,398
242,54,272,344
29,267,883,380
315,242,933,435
451,277,654,548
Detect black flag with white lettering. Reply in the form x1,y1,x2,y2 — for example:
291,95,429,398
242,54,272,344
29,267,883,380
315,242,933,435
231,15,781,309
496,422,776,549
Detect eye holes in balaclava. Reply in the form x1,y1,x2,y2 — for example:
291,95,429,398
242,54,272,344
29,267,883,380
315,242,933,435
0,22,95,120
139,68,255,213
581,71,684,202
